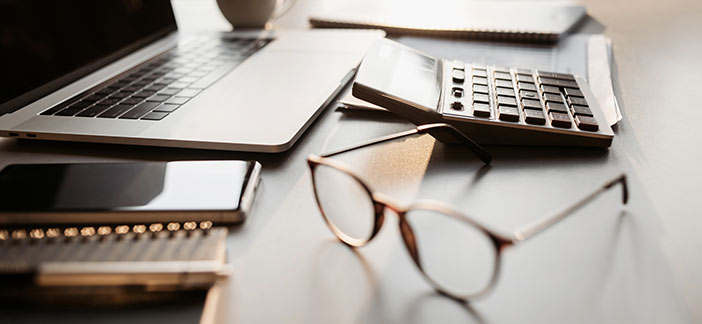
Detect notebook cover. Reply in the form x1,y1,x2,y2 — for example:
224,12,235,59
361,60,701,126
309,1,586,43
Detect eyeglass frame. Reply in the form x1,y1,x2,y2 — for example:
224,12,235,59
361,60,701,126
307,123,629,301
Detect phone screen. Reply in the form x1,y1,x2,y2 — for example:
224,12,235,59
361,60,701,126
0,161,256,212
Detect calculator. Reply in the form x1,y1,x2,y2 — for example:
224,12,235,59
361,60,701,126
352,38,614,147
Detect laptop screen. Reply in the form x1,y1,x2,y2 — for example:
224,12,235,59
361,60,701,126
0,0,177,113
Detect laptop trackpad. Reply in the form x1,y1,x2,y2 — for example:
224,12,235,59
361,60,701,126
140,50,356,148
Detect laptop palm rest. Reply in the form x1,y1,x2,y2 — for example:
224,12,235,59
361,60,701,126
138,50,357,152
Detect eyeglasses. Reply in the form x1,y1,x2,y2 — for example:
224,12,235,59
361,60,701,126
307,123,628,301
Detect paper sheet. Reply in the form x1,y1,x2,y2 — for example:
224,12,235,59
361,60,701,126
340,34,622,126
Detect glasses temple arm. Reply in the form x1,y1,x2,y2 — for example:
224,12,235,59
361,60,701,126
321,123,491,165
511,174,628,242
417,124,492,164
321,129,420,158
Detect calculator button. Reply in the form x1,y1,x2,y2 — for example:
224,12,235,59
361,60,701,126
498,106,520,122
543,93,563,103
522,99,542,110
516,74,534,83
496,87,515,97
519,90,539,100
538,77,579,89
570,105,593,116
472,69,487,77
496,96,517,107
450,101,464,110
494,72,512,81
473,84,489,94
494,67,510,73
540,85,560,95
452,60,465,70
567,96,588,107
452,87,464,98
473,76,488,85
536,71,576,81
452,69,465,83
495,79,514,88
524,109,546,125
549,112,572,128
546,102,568,113
516,68,533,75
473,103,491,117
473,93,490,104
575,115,599,131
517,82,537,91
563,88,584,97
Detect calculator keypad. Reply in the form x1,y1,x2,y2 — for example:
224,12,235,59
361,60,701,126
446,62,600,132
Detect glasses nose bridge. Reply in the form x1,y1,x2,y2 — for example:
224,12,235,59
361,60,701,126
372,193,406,219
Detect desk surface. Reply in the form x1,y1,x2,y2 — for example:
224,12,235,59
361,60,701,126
3,0,702,323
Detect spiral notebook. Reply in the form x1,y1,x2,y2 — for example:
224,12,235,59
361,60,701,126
0,221,230,293
309,1,587,42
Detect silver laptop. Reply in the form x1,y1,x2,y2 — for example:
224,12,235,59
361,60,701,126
0,0,383,152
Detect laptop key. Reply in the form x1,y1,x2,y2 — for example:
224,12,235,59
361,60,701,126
40,105,67,115
98,104,134,118
147,95,171,102
159,88,180,96
141,112,169,121
83,94,104,102
76,104,112,117
177,89,201,97
154,104,180,113
121,97,143,105
119,102,160,119
71,101,92,109
110,91,131,99
190,62,240,90
98,98,121,106
133,90,156,98
165,97,189,105
56,107,85,116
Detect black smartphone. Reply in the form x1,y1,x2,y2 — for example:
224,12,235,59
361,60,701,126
0,160,261,225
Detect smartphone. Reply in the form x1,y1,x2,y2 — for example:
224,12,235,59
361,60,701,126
0,160,261,224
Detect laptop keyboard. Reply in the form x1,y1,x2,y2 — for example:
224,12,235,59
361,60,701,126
40,36,272,121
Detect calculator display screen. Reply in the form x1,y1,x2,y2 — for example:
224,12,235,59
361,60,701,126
0,161,255,212
387,47,442,109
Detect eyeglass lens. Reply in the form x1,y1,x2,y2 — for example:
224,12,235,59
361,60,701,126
313,162,497,297
405,208,497,297
313,164,376,243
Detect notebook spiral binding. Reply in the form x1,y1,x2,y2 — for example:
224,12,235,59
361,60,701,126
0,221,215,242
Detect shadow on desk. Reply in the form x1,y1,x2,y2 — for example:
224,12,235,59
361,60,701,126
0,289,206,324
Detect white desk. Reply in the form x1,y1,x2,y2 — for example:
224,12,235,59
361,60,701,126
3,0,702,323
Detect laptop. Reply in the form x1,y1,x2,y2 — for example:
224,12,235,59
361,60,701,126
0,0,383,152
